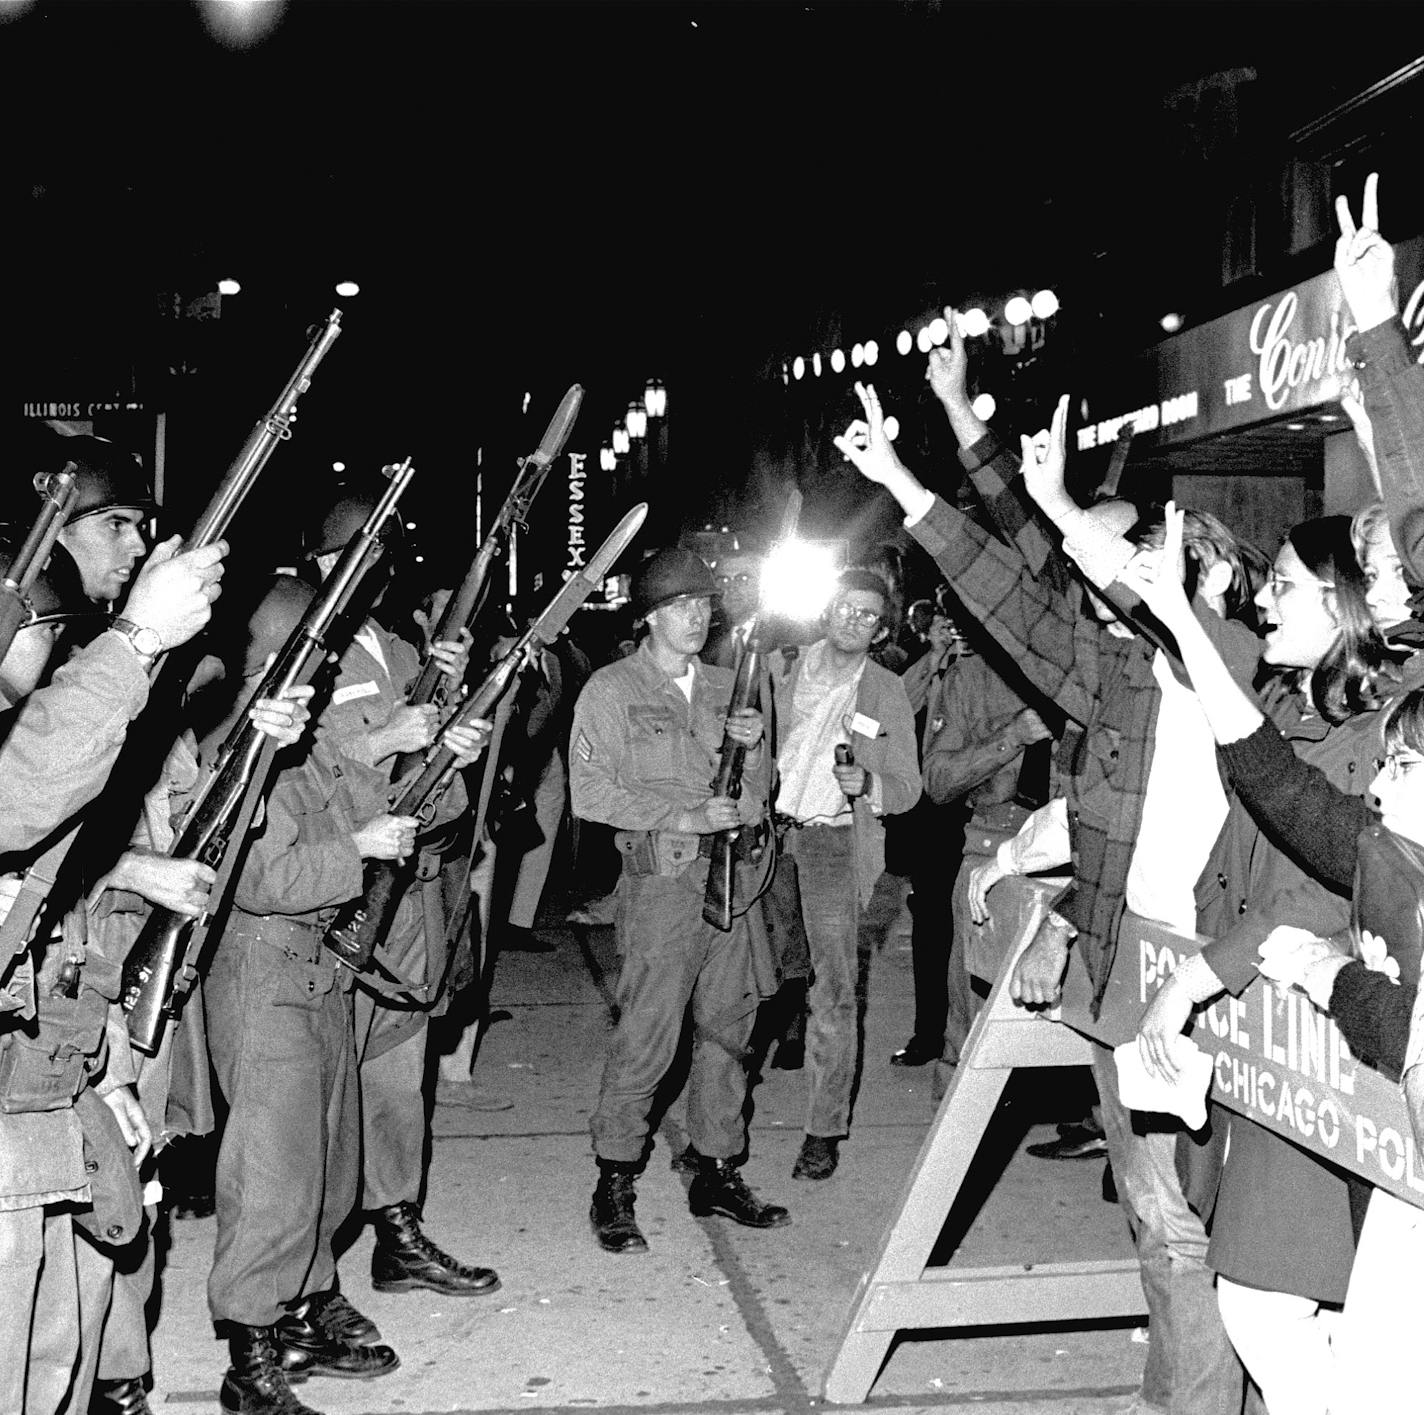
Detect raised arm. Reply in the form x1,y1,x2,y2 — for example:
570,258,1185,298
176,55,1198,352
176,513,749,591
1336,173,1424,586
835,382,1099,726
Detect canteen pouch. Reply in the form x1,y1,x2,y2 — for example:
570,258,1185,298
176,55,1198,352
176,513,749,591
614,830,659,877
73,1085,145,1250
653,831,701,877
0,951,119,1115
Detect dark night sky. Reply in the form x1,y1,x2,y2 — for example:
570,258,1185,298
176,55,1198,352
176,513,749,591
3,0,1423,585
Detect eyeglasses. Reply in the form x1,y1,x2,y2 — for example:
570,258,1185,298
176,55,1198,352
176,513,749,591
1266,570,1335,597
715,573,754,587
832,602,882,627
1377,751,1424,780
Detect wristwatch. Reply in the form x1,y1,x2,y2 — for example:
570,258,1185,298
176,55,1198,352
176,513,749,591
110,617,163,660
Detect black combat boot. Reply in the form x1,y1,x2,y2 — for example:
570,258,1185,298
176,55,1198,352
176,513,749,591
220,1326,322,1415
688,1158,792,1228
590,1161,648,1253
274,1297,400,1380
89,1377,153,1415
303,1284,382,1345
370,1200,501,1296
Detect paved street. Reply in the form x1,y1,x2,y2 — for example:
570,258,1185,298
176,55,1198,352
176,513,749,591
148,886,1144,1414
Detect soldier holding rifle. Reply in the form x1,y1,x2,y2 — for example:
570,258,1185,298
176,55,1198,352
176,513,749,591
570,546,790,1254
301,490,500,1299
0,493,229,1415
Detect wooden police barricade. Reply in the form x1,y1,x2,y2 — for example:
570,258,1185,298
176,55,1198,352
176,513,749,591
822,878,1422,1404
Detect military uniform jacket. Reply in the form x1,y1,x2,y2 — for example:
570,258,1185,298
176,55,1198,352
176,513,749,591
570,640,768,832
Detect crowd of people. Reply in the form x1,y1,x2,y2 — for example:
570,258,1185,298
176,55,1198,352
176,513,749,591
7,168,1423,1415
828,172,1424,1415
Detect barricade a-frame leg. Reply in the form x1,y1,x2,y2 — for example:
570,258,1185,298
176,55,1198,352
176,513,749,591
820,882,1146,1404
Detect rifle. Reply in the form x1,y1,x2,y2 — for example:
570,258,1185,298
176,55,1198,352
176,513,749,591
702,489,802,932
324,501,648,976
0,465,79,661
395,382,583,777
181,309,344,555
0,314,349,978
120,459,414,1055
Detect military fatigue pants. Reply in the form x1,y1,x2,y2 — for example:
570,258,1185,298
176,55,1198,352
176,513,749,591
591,860,758,1164
353,892,429,1211
0,1206,82,1415
205,914,357,1327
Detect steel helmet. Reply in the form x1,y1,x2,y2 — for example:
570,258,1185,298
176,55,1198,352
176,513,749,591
238,573,315,678
632,547,717,619
39,436,156,525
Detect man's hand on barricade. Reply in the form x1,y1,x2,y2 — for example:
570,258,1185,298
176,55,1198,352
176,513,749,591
1136,973,1194,1082
967,858,1007,925
1009,708,1051,748
1334,171,1396,333
1010,915,1071,1007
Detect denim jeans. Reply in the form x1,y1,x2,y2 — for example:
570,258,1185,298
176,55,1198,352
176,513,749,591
1092,1049,1244,1415
789,825,862,1139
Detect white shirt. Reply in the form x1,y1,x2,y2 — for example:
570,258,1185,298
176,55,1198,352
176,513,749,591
1125,650,1229,934
776,640,864,826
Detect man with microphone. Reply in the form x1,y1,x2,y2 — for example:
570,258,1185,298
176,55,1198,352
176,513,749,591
764,568,920,1180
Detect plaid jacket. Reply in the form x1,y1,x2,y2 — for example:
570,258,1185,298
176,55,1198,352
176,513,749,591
907,428,1256,1013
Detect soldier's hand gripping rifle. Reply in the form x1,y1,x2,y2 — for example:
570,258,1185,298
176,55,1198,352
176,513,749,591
0,464,79,662
0,314,348,983
702,489,802,932
120,460,415,1055
325,501,648,975
394,383,584,778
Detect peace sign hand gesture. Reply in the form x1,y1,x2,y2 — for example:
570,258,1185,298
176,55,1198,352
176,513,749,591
834,382,908,487
1334,171,1397,332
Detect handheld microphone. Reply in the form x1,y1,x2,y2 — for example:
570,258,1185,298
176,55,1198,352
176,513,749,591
834,743,857,804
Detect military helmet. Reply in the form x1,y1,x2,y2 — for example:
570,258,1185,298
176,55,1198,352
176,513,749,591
302,486,405,560
39,435,155,525
239,573,315,678
632,547,717,619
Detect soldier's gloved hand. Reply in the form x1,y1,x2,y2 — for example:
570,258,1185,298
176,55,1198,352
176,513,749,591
122,536,227,650
377,704,439,757
353,814,419,862
102,1085,153,1170
679,795,742,834
116,852,217,917
442,717,492,770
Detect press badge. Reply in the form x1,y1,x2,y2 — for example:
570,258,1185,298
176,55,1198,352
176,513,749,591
849,712,881,739
332,681,380,706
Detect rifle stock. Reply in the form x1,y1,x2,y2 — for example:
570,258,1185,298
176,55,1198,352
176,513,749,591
121,459,414,1055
